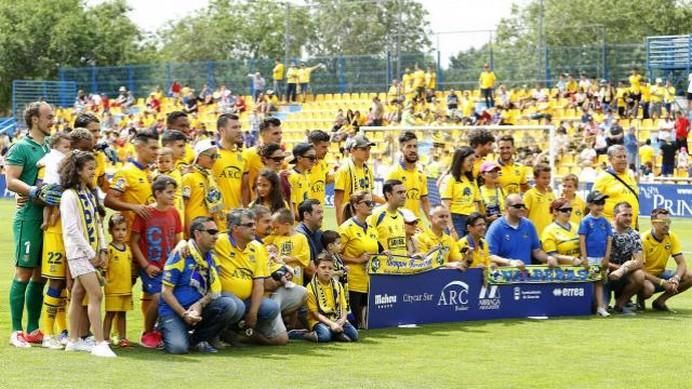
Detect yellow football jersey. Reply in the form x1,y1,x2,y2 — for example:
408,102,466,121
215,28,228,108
367,208,407,256
497,161,529,194
592,170,639,226
334,159,375,204
42,219,66,280
105,242,133,296
307,159,329,204
566,194,586,225
183,143,195,165
272,63,285,81
479,185,505,218
265,233,310,285
415,229,462,264
94,151,108,191
440,174,480,215
212,146,247,210
523,187,556,237
110,161,155,229
385,163,428,217
642,230,682,276
306,279,347,330
287,168,310,209
456,235,490,268
242,146,264,199
479,71,496,89
338,218,379,293
182,170,225,233
214,234,269,300
541,222,580,256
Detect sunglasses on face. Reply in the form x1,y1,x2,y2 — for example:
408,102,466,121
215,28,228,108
359,200,375,207
202,229,219,235
269,156,284,162
239,222,256,228
201,153,220,160
300,155,317,161
558,207,573,213
509,204,526,209
652,219,672,226
592,200,606,206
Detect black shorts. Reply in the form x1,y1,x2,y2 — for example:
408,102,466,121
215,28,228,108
687,92,692,100
606,273,634,295
349,291,368,308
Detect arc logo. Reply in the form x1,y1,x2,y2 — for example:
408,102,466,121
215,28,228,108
437,281,470,311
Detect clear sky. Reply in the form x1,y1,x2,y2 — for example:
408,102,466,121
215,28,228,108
92,0,521,65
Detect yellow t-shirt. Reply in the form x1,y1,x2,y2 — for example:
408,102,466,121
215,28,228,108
110,161,155,229
307,159,329,204
115,143,135,163
664,86,676,103
215,235,269,300
640,84,651,102
650,86,665,103
272,63,285,81
286,67,300,84
105,243,133,296
242,146,264,199
629,74,642,94
479,71,496,89
639,145,655,165
265,233,310,285
287,168,310,208
212,146,247,211
566,80,578,93
334,159,374,204
456,236,490,268
642,230,681,276
592,170,639,226
298,68,313,84
565,195,586,225
367,208,407,256
306,279,347,330
183,143,196,165
425,71,436,90
479,185,505,218
385,163,429,217
412,69,426,89
181,170,225,232
94,151,108,191
541,222,580,256
415,229,462,264
498,161,529,194
523,187,557,236
402,73,412,91
338,218,379,293
440,174,480,215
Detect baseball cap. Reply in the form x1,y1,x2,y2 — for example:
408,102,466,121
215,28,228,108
480,161,502,173
289,142,313,164
345,134,376,151
400,208,419,224
586,190,609,203
194,139,217,158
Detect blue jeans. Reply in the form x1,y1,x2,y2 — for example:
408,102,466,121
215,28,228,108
160,296,243,354
314,322,359,342
452,213,468,238
243,296,281,324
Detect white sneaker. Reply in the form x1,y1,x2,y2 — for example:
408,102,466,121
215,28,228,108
9,331,31,349
91,341,117,358
65,339,93,352
83,335,96,347
597,307,611,317
42,336,64,350
58,331,69,346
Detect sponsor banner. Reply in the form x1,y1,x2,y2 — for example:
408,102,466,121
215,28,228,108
367,268,592,329
368,248,446,275
487,265,603,284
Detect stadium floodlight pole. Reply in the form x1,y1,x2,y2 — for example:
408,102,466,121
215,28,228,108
284,2,290,68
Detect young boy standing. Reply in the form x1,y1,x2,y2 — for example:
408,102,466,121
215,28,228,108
131,175,183,347
523,163,556,236
265,208,311,286
578,190,613,317
305,254,358,343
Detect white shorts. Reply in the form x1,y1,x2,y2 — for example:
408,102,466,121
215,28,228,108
587,257,604,266
67,256,96,278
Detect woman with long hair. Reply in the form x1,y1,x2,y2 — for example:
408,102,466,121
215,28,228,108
439,146,481,239
59,151,115,357
338,190,379,329
249,168,288,213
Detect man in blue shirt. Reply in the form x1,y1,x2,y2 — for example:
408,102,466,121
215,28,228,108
295,199,324,264
159,216,243,354
486,194,558,266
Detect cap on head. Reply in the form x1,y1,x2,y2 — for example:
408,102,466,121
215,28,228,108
586,190,609,203
194,139,216,157
289,142,313,164
480,161,501,173
346,135,376,151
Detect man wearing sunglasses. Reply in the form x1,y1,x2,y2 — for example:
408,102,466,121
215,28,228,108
639,208,692,311
486,194,558,267
286,143,317,218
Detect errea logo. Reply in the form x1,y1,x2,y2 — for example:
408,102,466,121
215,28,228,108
553,288,585,297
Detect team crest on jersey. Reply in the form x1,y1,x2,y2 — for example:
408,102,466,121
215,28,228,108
182,186,191,198
463,187,471,196
370,256,381,272
114,178,126,191
665,243,671,251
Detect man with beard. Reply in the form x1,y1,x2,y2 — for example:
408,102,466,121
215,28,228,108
165,111,195,166
306,130,332,206
386,131,430,219
212,113,250,216
496,135,530,195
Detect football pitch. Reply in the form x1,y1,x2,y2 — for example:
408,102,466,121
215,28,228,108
0,200,691,388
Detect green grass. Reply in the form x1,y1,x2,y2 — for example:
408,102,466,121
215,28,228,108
1,200,692,388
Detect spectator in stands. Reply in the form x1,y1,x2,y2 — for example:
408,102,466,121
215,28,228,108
678,147,689,177
486,194,557,266
446,89,459,112
298,62,324,102
607,202,645,315
370,96,384,126
687,72,692,112
674,110,690,152
169,80,182,98
606,118,624,146
479,63,496,108
285,62,299,103
639,208,692,311
182,92,197,114
247,72,266,101
333,135,377,225
272,58,285,101
659,137,677,177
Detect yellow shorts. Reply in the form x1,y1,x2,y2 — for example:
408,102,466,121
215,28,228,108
41,229,66,280
105,295,133,312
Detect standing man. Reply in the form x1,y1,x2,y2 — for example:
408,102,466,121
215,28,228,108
334,135,376,225
306,130,332,206
386,131,430,219
496,135,530,194
7,102,58,347
165,111,195,166
606,202,645,315
213,114,250,213
286,62,299,103
639,208,692,311
298,62,323,102
243,117,283,199
479,63,496,108
592,145,639,228
272,58,285,101
74,112,109,192
296,199,325,263
286,143,316,218
674,110,689,152
469,128,495,178
485,194,558,266
368,180,408,257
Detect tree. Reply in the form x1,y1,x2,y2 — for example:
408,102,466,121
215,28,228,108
0,0,144,109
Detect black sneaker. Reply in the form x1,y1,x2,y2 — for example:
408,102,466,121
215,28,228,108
303,331,318,343
335,333,352,342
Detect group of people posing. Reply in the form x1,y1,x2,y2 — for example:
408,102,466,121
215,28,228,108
6,102,690,358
